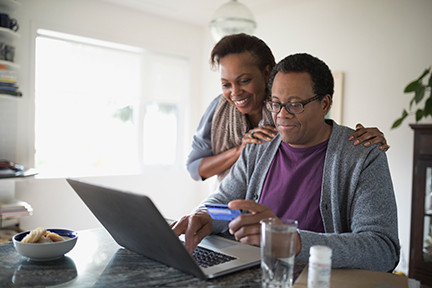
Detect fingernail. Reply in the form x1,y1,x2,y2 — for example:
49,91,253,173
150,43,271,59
364,142,370,147
348,136,353,141
354,140,359,145
267,137,272,141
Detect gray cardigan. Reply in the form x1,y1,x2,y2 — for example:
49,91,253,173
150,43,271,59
197,120,400,272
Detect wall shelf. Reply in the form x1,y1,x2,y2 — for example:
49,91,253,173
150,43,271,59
0,27,20,39
0,94,20,100
0,0,21,11
0,60,19,69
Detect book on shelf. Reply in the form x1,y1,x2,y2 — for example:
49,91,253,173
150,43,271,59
0,69,17,78
0,86,18,91
0,78,16,84
0,217,19,228
0,199,33,219
0,90,22,97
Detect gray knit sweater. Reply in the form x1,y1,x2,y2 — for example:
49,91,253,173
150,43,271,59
197,120,400,272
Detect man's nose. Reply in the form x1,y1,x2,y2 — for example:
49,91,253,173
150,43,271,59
277,105,294,118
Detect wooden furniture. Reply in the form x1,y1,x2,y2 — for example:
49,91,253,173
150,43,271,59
409,124,432,286
293,265,408,288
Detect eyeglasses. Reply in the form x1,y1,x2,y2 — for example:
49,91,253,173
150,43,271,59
264,95,321,114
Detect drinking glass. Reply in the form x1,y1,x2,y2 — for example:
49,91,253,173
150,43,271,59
261,218,298,288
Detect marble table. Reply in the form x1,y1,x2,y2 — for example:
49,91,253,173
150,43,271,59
0,228,271,287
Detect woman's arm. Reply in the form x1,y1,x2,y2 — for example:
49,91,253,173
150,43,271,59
199,125,277,180
348,123,390,151
198,146,242,180
186,97,219,181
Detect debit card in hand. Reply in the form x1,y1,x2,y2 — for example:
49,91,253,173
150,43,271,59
205,203,241,221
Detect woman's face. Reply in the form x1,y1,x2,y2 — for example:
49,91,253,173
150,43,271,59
219,53,270,115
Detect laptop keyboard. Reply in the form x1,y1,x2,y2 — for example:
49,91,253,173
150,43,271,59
192,245,237,268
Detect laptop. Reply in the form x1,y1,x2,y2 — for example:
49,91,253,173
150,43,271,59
66,178,260,279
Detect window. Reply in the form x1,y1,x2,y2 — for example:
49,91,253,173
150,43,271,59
34,30,189,177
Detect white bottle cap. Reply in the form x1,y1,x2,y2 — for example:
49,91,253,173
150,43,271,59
309,245,332,262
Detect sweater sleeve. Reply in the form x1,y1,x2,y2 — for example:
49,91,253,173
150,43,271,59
296,124,400,272
186,96,220,181
193,142,253,234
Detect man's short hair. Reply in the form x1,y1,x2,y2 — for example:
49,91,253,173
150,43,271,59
268,53,334,100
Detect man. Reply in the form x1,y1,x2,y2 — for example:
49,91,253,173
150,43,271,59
173,53,400,272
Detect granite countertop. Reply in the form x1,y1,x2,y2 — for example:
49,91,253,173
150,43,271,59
0,228,267,287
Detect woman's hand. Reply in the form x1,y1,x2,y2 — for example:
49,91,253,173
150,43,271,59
198,125,277,180
240,125,277,149
349,123,390,151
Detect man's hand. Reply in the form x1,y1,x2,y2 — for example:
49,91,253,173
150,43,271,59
171,210,213,253
228,200,302,255
227,200,277,246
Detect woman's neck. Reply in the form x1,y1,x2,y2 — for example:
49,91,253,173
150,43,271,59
246,110,262,128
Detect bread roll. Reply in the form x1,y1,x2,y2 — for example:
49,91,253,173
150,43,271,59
46,231,65,242
22,227,47,243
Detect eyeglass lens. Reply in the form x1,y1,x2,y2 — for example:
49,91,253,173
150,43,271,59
266,102,304,114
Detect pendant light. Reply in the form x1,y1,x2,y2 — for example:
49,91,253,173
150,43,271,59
209,0,257,42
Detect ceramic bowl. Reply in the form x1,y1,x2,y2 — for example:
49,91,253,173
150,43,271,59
13,229,78,261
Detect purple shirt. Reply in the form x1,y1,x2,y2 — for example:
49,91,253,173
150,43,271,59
259,140,329,232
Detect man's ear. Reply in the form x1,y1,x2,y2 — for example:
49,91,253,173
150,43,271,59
321,94,332,115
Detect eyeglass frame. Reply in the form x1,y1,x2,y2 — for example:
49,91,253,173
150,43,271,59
264,94,322,114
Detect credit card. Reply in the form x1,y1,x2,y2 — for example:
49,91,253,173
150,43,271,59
205,203,241,221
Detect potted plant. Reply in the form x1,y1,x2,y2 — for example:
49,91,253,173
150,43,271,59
391,67,432,129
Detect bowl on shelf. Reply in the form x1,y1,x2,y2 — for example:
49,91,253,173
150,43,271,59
13,229,78,261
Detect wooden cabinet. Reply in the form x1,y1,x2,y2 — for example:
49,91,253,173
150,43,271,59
409,124,432,286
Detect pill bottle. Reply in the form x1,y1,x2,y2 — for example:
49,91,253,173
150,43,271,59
307,245,332,288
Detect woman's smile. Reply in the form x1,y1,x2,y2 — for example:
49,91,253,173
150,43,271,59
232,96,251,107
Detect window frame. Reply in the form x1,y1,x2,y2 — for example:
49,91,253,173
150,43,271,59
28,24,190,178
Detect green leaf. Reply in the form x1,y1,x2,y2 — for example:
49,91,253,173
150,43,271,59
391,109,408,129
417,68,430,81
410,96,416,109
391,118,403,129
428,70,432,87
404,80,419,93
414,85,426,104
415,109,424,122
424,96,432,117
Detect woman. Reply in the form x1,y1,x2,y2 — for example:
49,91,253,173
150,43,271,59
187,33,389,182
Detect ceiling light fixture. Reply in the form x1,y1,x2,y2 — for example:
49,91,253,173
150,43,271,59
209,0,257,43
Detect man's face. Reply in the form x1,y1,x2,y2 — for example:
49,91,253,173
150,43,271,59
271,72,331,148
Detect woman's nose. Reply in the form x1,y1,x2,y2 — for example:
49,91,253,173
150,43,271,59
231,84,242,96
